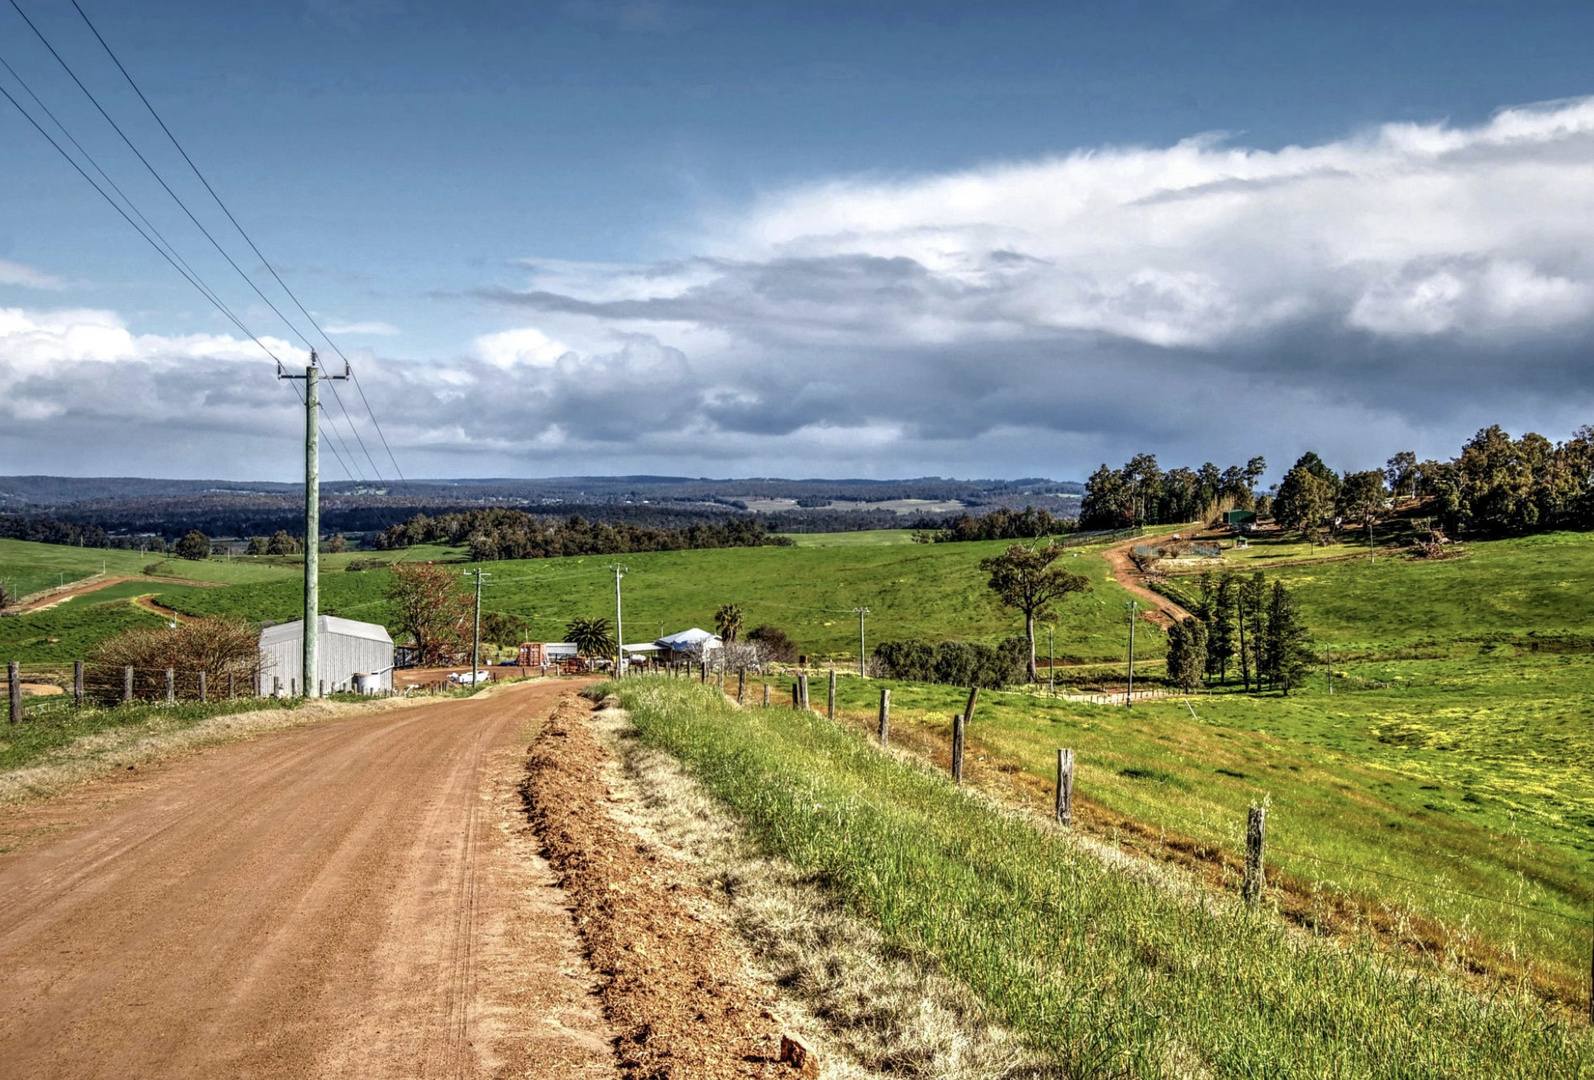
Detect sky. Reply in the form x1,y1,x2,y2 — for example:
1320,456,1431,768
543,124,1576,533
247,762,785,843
4,0,1594,484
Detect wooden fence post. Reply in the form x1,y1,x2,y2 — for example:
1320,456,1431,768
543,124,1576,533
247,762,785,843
791,682,800,709
700,661,707,683
762,682,770,707
1243,805,1266,906
273,676,281,697
877,688,890,747
951,711,966,784
1056,748,1074,826
74,660,84,707
198,671,207,703
798,673,810,710
319,679,325,698
8,662,20,724
165,668,175,703
228,672,234,698
124,666,134,703
828,669,837,720
737,668,746,704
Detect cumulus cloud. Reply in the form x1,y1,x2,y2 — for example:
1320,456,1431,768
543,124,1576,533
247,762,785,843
12,100,1594,479
323,320,401,336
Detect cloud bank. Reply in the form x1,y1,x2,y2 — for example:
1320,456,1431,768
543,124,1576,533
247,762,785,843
10,99,1594,479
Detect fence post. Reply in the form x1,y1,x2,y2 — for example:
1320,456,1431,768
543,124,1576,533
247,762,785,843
1056,748,1074,826
798,673,810,710
199,671,207,703
228,672,234,699
700,661,707,683
74,660,84,707
951,711,966,784
1243,805,1266,906
319,679,325,698
165,668,175,703
877,688,890,747
124,666,134,703
762,682,769,707
737,668,746,704
828,669,837,720
791,682,799,709
8,661,20,724
273,676,281,697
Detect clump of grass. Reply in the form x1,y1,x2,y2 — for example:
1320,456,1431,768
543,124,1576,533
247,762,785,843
607,678,1590,1078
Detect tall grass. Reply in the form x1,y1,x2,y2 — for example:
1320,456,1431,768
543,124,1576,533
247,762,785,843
608,678,1590,1078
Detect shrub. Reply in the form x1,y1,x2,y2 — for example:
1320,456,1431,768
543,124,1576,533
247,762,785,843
87,616,259,701
746,625,798,663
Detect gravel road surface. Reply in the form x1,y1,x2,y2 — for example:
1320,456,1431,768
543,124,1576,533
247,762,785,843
0,680,616,1079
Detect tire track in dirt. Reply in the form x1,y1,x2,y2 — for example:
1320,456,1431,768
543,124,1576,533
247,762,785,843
0,679,617,1079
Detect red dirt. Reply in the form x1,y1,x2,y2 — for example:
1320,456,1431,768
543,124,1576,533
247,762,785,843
0,680,618,1078
16,574,222,614
1101,538,1193,629
523,694,796,1079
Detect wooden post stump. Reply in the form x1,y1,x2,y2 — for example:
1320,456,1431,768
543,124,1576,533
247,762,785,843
878,688,890,747
1056,748,1074,826
198,671,207,703
951,711,965,784
124,666,134,703
8,661,20,724
737,668,746,704
1243,805,1266,906
798,673,810,710
828,669,837,720
165,668,175,703
74,660,84,707
762,682,770,707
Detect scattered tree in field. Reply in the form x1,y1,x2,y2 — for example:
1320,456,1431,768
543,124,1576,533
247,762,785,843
1206,574,1237,683
266,530,303,556
1337,470,1388,550
246,536,268,556
322,533,349,554
979,542,1091,681
174,530,211,561
873,637,1027,688
1274,453,1339,550
1384,451,1419,500
1264,581,1314,693
385,562,469,665
1167,617,1208,693
565,616,616,658
714,603,744,643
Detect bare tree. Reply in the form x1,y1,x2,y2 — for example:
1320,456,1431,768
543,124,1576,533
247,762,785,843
386,562,469,665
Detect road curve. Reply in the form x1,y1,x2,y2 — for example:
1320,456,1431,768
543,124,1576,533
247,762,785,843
0,680,616,1079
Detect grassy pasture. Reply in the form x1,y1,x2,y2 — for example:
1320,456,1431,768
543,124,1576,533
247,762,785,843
611,678,1590,1076
159,537,1161,662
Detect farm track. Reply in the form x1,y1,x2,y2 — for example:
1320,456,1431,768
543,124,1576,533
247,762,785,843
15,574,223,614
0,679,618,1079
1101,538,1192,629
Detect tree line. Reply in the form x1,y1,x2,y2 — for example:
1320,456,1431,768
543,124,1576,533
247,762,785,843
372,509,793,561
912,506,1073,543
1081,455,1268,529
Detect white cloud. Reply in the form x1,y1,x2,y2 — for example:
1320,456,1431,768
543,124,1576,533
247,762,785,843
323,320,400,336
473,326,573,369
0,259,66,290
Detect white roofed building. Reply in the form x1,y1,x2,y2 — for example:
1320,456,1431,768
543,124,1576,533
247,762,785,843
258,616,394,696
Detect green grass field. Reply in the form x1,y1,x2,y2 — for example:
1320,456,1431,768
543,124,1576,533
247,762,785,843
610,678,1591,1076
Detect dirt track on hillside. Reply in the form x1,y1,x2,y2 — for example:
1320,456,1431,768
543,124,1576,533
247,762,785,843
0,680,618,1079
1101,539,1193,629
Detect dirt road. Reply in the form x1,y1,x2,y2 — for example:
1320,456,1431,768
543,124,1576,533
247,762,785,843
1101,538,1193,629
0,680,616,1079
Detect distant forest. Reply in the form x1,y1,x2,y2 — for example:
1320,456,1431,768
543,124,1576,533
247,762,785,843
374,509,790,560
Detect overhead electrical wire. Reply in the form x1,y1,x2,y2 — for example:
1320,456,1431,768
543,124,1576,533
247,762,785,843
67,0,409,488
4,0,374,481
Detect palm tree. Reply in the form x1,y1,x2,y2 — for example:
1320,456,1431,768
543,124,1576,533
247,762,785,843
714,603,744,643
566,616,616,658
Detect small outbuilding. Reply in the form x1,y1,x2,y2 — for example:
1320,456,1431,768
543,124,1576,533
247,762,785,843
654,627,722,655
1223,509,1258,527
258,615,394,696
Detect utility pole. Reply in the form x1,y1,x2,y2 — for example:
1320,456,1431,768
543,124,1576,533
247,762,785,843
854,607,870,677
278,351,348,698
464,568,491,685
1124,600,1138,706
612,565,629,677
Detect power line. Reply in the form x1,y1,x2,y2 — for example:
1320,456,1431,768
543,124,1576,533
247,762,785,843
68,0,408,487
6,0,370,482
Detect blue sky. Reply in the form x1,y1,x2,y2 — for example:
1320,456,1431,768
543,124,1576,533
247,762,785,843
4,0,1594,482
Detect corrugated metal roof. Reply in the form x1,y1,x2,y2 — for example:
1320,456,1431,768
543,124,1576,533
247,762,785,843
259,616,393,648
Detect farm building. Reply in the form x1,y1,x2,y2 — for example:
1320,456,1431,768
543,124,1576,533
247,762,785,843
1223,509,1257,527
517,642,579,666
258,616,394,696
654,627,722,655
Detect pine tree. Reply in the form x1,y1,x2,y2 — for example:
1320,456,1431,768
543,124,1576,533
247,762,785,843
1266,581,1314,693
1168,617,1208,692
1237,572,1268,691
1208,574,1236,684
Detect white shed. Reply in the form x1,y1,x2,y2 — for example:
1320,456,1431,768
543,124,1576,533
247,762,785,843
258,616,394,696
